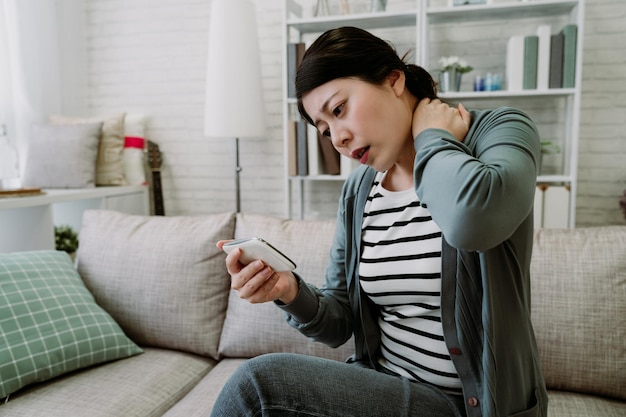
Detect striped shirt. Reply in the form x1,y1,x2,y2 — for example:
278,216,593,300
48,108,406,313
360,171,462,394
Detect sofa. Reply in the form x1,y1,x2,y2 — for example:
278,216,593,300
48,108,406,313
0,210,624,417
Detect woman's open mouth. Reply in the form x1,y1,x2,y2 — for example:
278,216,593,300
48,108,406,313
351,146,370,164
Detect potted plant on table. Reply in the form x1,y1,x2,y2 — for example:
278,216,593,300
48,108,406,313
55,225,79,261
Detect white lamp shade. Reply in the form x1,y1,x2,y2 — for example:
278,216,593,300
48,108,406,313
204,0,265,138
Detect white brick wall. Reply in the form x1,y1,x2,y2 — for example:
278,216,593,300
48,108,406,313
85,0,626,225
577,0,626,225
86,0,286,217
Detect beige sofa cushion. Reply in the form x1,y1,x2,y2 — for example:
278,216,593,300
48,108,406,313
530,226,626,400
218,213,354,362
77,210,235,359
546,390,626,417
162,358,247,417
4,348,214,417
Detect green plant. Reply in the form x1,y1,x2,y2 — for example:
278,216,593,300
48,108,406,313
55,225,79,254
541,140,560,155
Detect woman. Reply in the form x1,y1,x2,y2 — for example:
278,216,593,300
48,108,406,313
213,27,547,417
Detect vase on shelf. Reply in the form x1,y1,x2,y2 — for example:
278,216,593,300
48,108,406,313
438,69,463,92
314,0,330,16
371,0,387,12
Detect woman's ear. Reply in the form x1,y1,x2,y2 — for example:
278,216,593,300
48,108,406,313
387,69,406,97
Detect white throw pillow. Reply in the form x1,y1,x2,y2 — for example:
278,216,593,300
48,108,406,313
22,123,102,188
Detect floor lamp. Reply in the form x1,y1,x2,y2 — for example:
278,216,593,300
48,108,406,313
204,0,265,212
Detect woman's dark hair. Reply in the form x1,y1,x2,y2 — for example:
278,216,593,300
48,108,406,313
296,26,437,125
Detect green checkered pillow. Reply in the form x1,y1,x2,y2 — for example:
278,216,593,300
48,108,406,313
0,250,142,399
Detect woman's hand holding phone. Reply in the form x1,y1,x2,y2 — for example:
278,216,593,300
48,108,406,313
217,239,300,305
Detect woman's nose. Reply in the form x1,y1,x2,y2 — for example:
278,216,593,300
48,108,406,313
331,125,350,149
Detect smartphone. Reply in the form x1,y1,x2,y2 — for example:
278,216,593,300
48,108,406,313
222,237,296,272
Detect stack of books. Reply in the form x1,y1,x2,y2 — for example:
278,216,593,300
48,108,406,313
506,24,577,91
286,121,357,178
286,41,358,178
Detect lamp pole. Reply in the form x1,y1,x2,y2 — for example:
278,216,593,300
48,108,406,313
234,137,241,213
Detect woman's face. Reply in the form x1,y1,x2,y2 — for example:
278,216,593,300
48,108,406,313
301,74,415,173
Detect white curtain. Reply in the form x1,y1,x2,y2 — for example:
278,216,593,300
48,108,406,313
0,0,19,182
0,0,86,184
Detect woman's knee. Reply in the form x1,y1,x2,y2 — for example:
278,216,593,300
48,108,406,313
238,353,297,374
227,353,300,391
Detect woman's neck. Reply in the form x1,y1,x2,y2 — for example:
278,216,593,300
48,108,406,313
383,145,415,191
382,89,419,192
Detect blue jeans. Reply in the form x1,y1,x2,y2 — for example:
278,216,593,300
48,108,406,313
210,353,467,417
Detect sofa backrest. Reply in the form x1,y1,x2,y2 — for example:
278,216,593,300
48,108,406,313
530,226,626,400
75,210,625,400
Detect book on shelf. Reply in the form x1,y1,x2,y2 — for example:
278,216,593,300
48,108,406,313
287,120,298,177
536,25,551,90
534,184,570,228
288,119,347,177
549,31,564,88
287,42,306,99
307,124,323,176
506,35,524,91
296,119,308,176
542,185,570,228
561,24,578,88
534,185,545,228
317,133,341,175
287,115,358,179
523,35,539,90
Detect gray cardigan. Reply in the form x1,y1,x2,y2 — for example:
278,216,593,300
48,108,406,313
281,107,548,417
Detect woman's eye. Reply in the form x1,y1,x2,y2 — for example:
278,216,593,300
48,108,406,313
322,129,331,138
332,104,344,116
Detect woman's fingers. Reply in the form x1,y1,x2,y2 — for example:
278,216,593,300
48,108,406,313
453,102,471,142
215,239,231,250
245,270,282,304
413,98,470,142
235,263,274,298
225,251,282,303
223,246,244,275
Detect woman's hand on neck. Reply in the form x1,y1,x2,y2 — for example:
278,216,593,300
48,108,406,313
412,98,471,142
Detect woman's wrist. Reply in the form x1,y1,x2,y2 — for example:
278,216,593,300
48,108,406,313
278,272,300,305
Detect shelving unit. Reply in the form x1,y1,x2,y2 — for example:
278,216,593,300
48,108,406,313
283,0,584,227
426,0,580,23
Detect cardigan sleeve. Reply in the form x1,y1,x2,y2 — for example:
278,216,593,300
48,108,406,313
413,107,540,251
277,179,356,348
